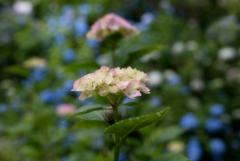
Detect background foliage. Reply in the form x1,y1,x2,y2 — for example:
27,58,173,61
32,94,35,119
1,0,240,161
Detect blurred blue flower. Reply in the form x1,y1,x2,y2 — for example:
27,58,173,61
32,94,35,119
54,88,67,100
86,39,100,48
141,12,155,25
78,4,91,15
0,104,7,113
46,16,57,31
167,74,181,85
149,97,163,107
187,136,202,161
74,17,89,36
119,153,128,161
63,80,74,92
136,22,149,31
180,113,199,130
55,34,66,45
31,67,49,82
209,103,225,116
63,49,76,62
78,70,87,76
181,85,190,95
205,118,223,133
62,4,73,13
40,89,54,103
60,156,68,161
210,138,226,154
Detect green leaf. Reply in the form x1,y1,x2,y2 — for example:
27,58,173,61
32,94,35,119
62,105,109,124
151,153,189,161
121,102,143,106
5,65,30,77
123,45,162,66
63,61,100,72
103,107,170,139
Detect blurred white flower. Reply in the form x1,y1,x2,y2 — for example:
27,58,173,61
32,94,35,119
209,78,224,89
220,114,231,124
147,70,163,87
140,51,160,63
226,67,240,82
218,46,236,61
96,54,111,66
23,57,47,68
232,109,240,120
13,1,33,15
190,78,204,92
167,141,185,153
186,41,198,51
171,41,184,55
141,12,155,25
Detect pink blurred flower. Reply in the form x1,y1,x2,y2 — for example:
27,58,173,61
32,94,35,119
56,104,76,116
86,13,138,40
71,66,150,101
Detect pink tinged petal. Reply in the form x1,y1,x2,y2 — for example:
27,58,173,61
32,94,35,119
141,86,150,94
109,85,119,93
104,75,113,84
110,68,115,77
100,66,109,71
116,81,130,89
78,92,89,101
124,90,141,99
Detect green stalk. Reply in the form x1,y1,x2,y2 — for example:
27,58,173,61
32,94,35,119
113,103,120,161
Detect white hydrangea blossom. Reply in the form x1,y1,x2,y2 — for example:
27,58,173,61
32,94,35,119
71,66,150,101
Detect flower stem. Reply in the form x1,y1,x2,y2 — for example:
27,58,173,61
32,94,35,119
112,104,120,161
114,145,120,161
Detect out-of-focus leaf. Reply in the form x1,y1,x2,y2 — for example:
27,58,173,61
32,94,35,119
5,65,30,77
121,102,143,106
152,126,185,144
62,105,108,124
151,152,189,161
122,45,162,67
63,61,100,72
103,107,170,140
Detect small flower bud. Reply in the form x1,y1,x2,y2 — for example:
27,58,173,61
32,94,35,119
103,107,121,123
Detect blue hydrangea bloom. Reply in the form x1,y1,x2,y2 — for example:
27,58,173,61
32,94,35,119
179,113,199,130
78,4,91,15
55,34,66,45
205,118,223,133
150,97,163,107
63,49,75,62
209,103,225,116
40,89,54,103
63,80,74,92
86,39,100,48
187,136,202,161
74,17,89,36
167,74,182,85
119,153,128,161
210,138,226,155
0,104,7,113
54,88,67,100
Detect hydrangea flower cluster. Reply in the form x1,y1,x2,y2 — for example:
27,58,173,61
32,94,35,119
71,66,150,101
86,13,138,40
